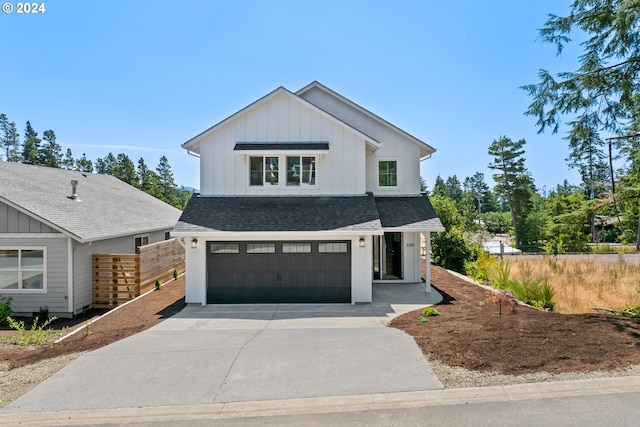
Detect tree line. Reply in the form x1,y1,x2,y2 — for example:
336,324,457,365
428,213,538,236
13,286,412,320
0,114,192,209
429,0,640,273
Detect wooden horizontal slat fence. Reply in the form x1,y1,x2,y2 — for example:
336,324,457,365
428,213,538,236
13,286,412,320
93,238,185,308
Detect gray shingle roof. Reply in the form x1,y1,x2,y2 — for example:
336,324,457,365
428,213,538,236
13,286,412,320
174,194,382,233
174,193,444,234
375,195,444,231
0,162,182,242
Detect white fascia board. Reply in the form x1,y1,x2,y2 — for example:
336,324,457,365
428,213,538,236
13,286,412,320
296,81,434,155
382,225,446,233
171,230,383,239
181,86,382,153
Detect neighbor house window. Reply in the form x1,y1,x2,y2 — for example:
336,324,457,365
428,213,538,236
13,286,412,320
0,248,45,291
378,160,397,187
287,156,316,186
250,156,279,186
134,235,149,250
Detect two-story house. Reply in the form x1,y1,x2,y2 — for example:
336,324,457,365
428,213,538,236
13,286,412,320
173,81,443,305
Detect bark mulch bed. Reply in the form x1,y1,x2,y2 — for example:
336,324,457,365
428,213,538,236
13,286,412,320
3,269,640,377
390,266,640,375
0,277,186,370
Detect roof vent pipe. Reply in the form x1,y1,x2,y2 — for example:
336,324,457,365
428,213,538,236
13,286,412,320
68,179,81,201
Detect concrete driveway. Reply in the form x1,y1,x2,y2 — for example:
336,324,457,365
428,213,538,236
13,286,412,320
4,283,443,413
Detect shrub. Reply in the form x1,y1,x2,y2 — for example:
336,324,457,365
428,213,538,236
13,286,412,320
0,296,12,326
418,307,440,323
486,290,518,316
464,249,496,284
0,316,63,346
37,306,49,320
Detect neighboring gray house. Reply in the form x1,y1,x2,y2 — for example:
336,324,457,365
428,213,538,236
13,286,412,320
0,162,182,317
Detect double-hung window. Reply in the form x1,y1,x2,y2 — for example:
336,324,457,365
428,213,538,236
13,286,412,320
378,160,397,187
0,248,45,291
250,156,279,186
287,156,316,186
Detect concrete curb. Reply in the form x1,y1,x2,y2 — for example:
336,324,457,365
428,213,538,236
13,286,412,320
3,375,640,425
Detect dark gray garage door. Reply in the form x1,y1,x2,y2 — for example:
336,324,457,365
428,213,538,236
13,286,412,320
206,241,351,303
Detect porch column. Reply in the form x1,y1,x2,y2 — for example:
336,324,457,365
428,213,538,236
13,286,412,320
424,231,432,293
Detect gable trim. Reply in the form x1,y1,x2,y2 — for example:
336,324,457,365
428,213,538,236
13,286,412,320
181,87,382,152
0,195,79,241
296,81,436,157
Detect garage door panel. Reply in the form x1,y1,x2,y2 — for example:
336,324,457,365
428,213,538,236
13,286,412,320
207,241,351,303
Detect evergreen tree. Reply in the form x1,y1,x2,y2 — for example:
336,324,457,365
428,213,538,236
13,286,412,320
488,136,528,247
62,148,75,170
21,121,41,164
95,152,116,174
522,0,640,166
156,155,177,205
431,175,446,198
39,130,63,168
0,114,20,161
76,153,93,173
137,157,161,195
114,153,136,185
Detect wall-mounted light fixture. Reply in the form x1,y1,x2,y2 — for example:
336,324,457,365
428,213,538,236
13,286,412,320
358,237,366,247
191,238,199,249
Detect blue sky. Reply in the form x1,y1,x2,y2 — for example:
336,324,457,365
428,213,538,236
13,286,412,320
1,0,583,192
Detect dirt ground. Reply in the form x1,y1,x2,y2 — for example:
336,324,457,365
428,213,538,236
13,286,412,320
0,277,186,370
2,268,640,377
391,266,640,375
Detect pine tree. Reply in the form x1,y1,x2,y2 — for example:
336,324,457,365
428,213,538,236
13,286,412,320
76,153,93,172
0,114,20,161
156,155,177,205
488,136,528,247
21,121,41,164
40,130,63,168
62,148,75,170
114,153,136,185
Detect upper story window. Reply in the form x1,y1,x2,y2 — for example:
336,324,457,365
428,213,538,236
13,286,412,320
378,160,397,187
287,156,316,186
250,156,279,186
0,248,46,292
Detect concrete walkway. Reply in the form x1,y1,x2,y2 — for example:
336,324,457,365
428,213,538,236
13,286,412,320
3,282,443,413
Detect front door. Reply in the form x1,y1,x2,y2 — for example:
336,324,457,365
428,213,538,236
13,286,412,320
373,232,403,280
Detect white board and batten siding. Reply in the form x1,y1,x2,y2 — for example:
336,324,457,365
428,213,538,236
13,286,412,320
199,92,367,197
299,87,423,196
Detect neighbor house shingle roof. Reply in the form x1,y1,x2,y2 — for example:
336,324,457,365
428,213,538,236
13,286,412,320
173,193,444,235
0,162,182,242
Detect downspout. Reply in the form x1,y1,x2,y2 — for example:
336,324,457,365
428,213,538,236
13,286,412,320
67,238,73,314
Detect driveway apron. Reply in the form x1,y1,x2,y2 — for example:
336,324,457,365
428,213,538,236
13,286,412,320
3,283,443,412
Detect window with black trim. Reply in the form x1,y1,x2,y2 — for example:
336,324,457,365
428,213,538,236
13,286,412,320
0,248,45,291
